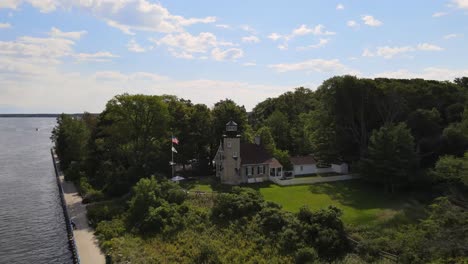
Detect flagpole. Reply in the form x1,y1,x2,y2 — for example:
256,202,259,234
171,133,174,178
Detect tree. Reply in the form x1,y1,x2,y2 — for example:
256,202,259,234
267,110,290,150
92,94,170,195
361,123,419,192
433,154,468,188
305,110,339,165
51,114,90,170
406,108,442,139
256,126,276,155
212,99,250,141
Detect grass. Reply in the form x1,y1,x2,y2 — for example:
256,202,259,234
184,176,420,227
255,180,409,226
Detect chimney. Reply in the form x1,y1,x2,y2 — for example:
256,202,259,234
254,136,261,146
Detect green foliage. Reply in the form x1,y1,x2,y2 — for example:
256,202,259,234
361,123,419,192
407,108,442,139
95,217,126,241
296,206,349,260
212,99,250,140
92,94,170,195
211,187,264,222
87,200,126,226
267,110,290,150
51,114,91,170
256,126,276,155
433,153,468,188
127,177,188,234
274,149,292,170
295,247,319,264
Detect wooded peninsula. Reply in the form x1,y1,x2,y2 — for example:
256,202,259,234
52,76,468,263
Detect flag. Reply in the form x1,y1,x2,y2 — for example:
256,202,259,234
171,146,178,153
172,136,179,145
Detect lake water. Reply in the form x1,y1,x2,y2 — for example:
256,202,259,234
0,118,72,263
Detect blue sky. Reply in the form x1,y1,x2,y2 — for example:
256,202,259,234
1,0,468,113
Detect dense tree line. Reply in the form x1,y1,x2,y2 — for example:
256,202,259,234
251,76,468,191
52,94,257,198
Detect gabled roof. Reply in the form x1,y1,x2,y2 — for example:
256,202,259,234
226,120,237,126
290,155,316,165
240,143,272,165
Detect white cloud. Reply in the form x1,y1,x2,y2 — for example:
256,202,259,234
153,31,236,59
291,24,335,37
268,58,354,74
362,48,374,57
372,67,468,81
444,33,462,39
49,27,87,40
215,24,231,29
336,4,344,10
74,52,119,62
347,20,359,28
278,44,288,50
297,38,330,50
361,15,383,27
417,43,444,51
0,66,288,112
377,46,413,58
432,12,449,17
0,23,12,29
453,0,468,9
363,43,444,59
127,39,146,53
243,62,256,66
240,25,256,34
3,0,216,34
242,35,260,43
211,48,243,61
269,24,335,50
268,33,282,41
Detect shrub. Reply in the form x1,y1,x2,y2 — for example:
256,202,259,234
95,217,126,241
295,247,319,264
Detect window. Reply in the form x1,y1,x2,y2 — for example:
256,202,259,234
300,166,303,171
270,168,275,176
227,142,232,148
257,166,260,174
247,166,253,176
245,167,249,176
251,166,254,175
232,151,237,158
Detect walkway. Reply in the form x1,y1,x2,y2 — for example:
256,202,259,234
55,156,105,264
270,174,361,186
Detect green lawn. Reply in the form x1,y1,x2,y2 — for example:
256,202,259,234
182,177,215,192
257,181,405,226
185,177,412,226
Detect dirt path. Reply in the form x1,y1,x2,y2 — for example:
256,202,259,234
59,175,105,264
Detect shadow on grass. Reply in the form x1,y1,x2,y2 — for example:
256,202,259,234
306,180,404,210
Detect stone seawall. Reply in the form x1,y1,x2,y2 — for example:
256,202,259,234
51,148,80,264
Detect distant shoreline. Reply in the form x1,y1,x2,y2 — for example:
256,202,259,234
0,114,97,118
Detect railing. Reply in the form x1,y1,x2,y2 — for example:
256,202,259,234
51,148,80,264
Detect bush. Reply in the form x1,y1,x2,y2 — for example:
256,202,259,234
211,187,264,222
96,217,126,241
295,247,319,264
87,201,126,227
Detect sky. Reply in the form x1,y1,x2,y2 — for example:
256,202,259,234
1,0,468,113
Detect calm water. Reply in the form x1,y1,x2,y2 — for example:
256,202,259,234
0,118,72,264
